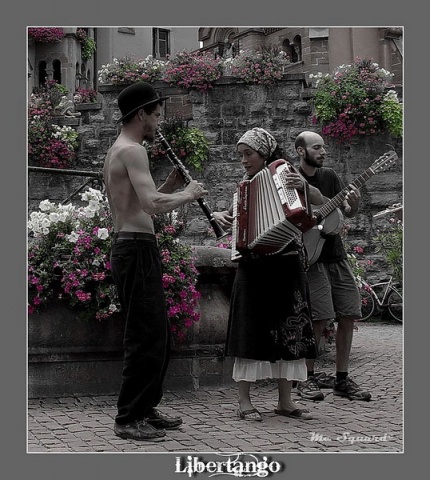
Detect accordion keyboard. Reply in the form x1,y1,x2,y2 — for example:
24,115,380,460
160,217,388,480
274,164,303,211
230,192,242,261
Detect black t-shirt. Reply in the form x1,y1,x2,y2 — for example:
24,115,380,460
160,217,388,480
299,166,347,263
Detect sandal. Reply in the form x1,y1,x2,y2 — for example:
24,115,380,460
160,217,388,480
237,408,262,421
274,408,313,420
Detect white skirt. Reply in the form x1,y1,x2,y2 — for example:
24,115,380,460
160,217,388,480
232,357,307,382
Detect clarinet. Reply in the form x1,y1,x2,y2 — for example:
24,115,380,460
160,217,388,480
155,129,228,240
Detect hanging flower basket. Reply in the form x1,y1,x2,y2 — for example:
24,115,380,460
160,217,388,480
28,28,65,43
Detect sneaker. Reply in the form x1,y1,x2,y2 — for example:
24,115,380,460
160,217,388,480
296,377,325,401
114,420,166,441
314,372,336,389
333,377,371,401
146,408,183,430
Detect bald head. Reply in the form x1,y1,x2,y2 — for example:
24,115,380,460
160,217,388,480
295,131,324,150
295,131,326,171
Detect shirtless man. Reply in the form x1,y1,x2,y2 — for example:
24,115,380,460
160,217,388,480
103,82,208,442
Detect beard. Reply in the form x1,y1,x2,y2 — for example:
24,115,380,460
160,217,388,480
304,150,324,168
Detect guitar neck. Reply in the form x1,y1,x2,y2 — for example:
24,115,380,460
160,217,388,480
316,167,376,220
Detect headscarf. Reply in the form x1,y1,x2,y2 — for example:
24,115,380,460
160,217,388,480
237,127,278,159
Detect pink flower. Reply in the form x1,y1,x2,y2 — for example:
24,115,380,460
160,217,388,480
75,290,91,302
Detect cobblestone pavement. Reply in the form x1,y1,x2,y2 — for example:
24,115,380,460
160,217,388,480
27,322,403,453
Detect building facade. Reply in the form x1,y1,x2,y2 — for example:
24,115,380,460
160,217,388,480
198,27,403,87
27,26,403,100
27,27,200,98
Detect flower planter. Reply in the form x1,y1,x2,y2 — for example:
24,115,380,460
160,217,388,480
75,103,102,112
28,299,125,398
28,246,237,398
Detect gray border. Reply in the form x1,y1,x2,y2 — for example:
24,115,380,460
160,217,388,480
4,1,425,479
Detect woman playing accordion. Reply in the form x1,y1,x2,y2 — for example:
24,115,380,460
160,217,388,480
213,127,323,421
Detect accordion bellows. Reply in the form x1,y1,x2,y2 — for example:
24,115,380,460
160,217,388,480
231,159,315,260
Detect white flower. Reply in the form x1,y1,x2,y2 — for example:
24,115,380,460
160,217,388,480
66,232,79,243
383,90,399,102
41,218,51,230
58,203,76,215
97,228,109,240
39,199,54,212
57,212,70,223
80,209,96,219
109,304,118,313
81,188,104,203
48,212,61,223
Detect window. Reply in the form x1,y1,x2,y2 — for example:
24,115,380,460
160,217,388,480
53,59,61,84
38,60,47,87
153,28,170,58
282,36,302,63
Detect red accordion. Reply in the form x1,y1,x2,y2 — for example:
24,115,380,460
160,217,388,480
231,159,315,260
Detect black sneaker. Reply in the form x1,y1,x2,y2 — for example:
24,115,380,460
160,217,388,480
333,377,371,401
296,377,325,401
314,372,336,389
114,420,166,441
146,408,183,430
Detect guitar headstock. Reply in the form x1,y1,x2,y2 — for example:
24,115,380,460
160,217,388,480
370,150,398,173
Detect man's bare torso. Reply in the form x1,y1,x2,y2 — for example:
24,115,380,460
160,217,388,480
103,136,154,234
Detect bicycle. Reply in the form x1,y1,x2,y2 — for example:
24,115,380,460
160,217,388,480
358,276,403,323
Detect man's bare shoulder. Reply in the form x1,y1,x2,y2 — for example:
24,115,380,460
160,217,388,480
105,139,148,175
108,138,145,160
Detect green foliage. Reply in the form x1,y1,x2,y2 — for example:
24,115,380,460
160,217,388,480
82,37,96,60
76,29,97,61
149,117,210,172
374,216,403,285
380,90,403,137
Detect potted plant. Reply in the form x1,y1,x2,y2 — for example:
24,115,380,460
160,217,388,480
309,58,403,143
147,116,210,172
28,188,201,344
76,28,97,61
227,45,290,85
98,55,167,85
162,50,223,91
28,83,79,169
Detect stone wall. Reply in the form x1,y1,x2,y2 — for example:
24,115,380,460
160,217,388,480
28,76,403,280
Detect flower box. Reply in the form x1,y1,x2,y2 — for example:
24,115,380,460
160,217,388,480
28,246,237,398
75,102,102,112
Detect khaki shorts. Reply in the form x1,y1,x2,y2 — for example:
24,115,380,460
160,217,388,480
306,259,361,321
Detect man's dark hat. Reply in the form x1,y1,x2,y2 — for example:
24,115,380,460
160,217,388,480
116,82,169,123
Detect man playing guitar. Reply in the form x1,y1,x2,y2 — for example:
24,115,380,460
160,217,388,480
294,131,371,402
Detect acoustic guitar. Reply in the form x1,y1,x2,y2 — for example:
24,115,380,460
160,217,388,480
304,149,398,265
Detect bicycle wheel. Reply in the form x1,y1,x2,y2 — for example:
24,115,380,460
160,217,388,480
359,285,376,321
387,288,403,323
